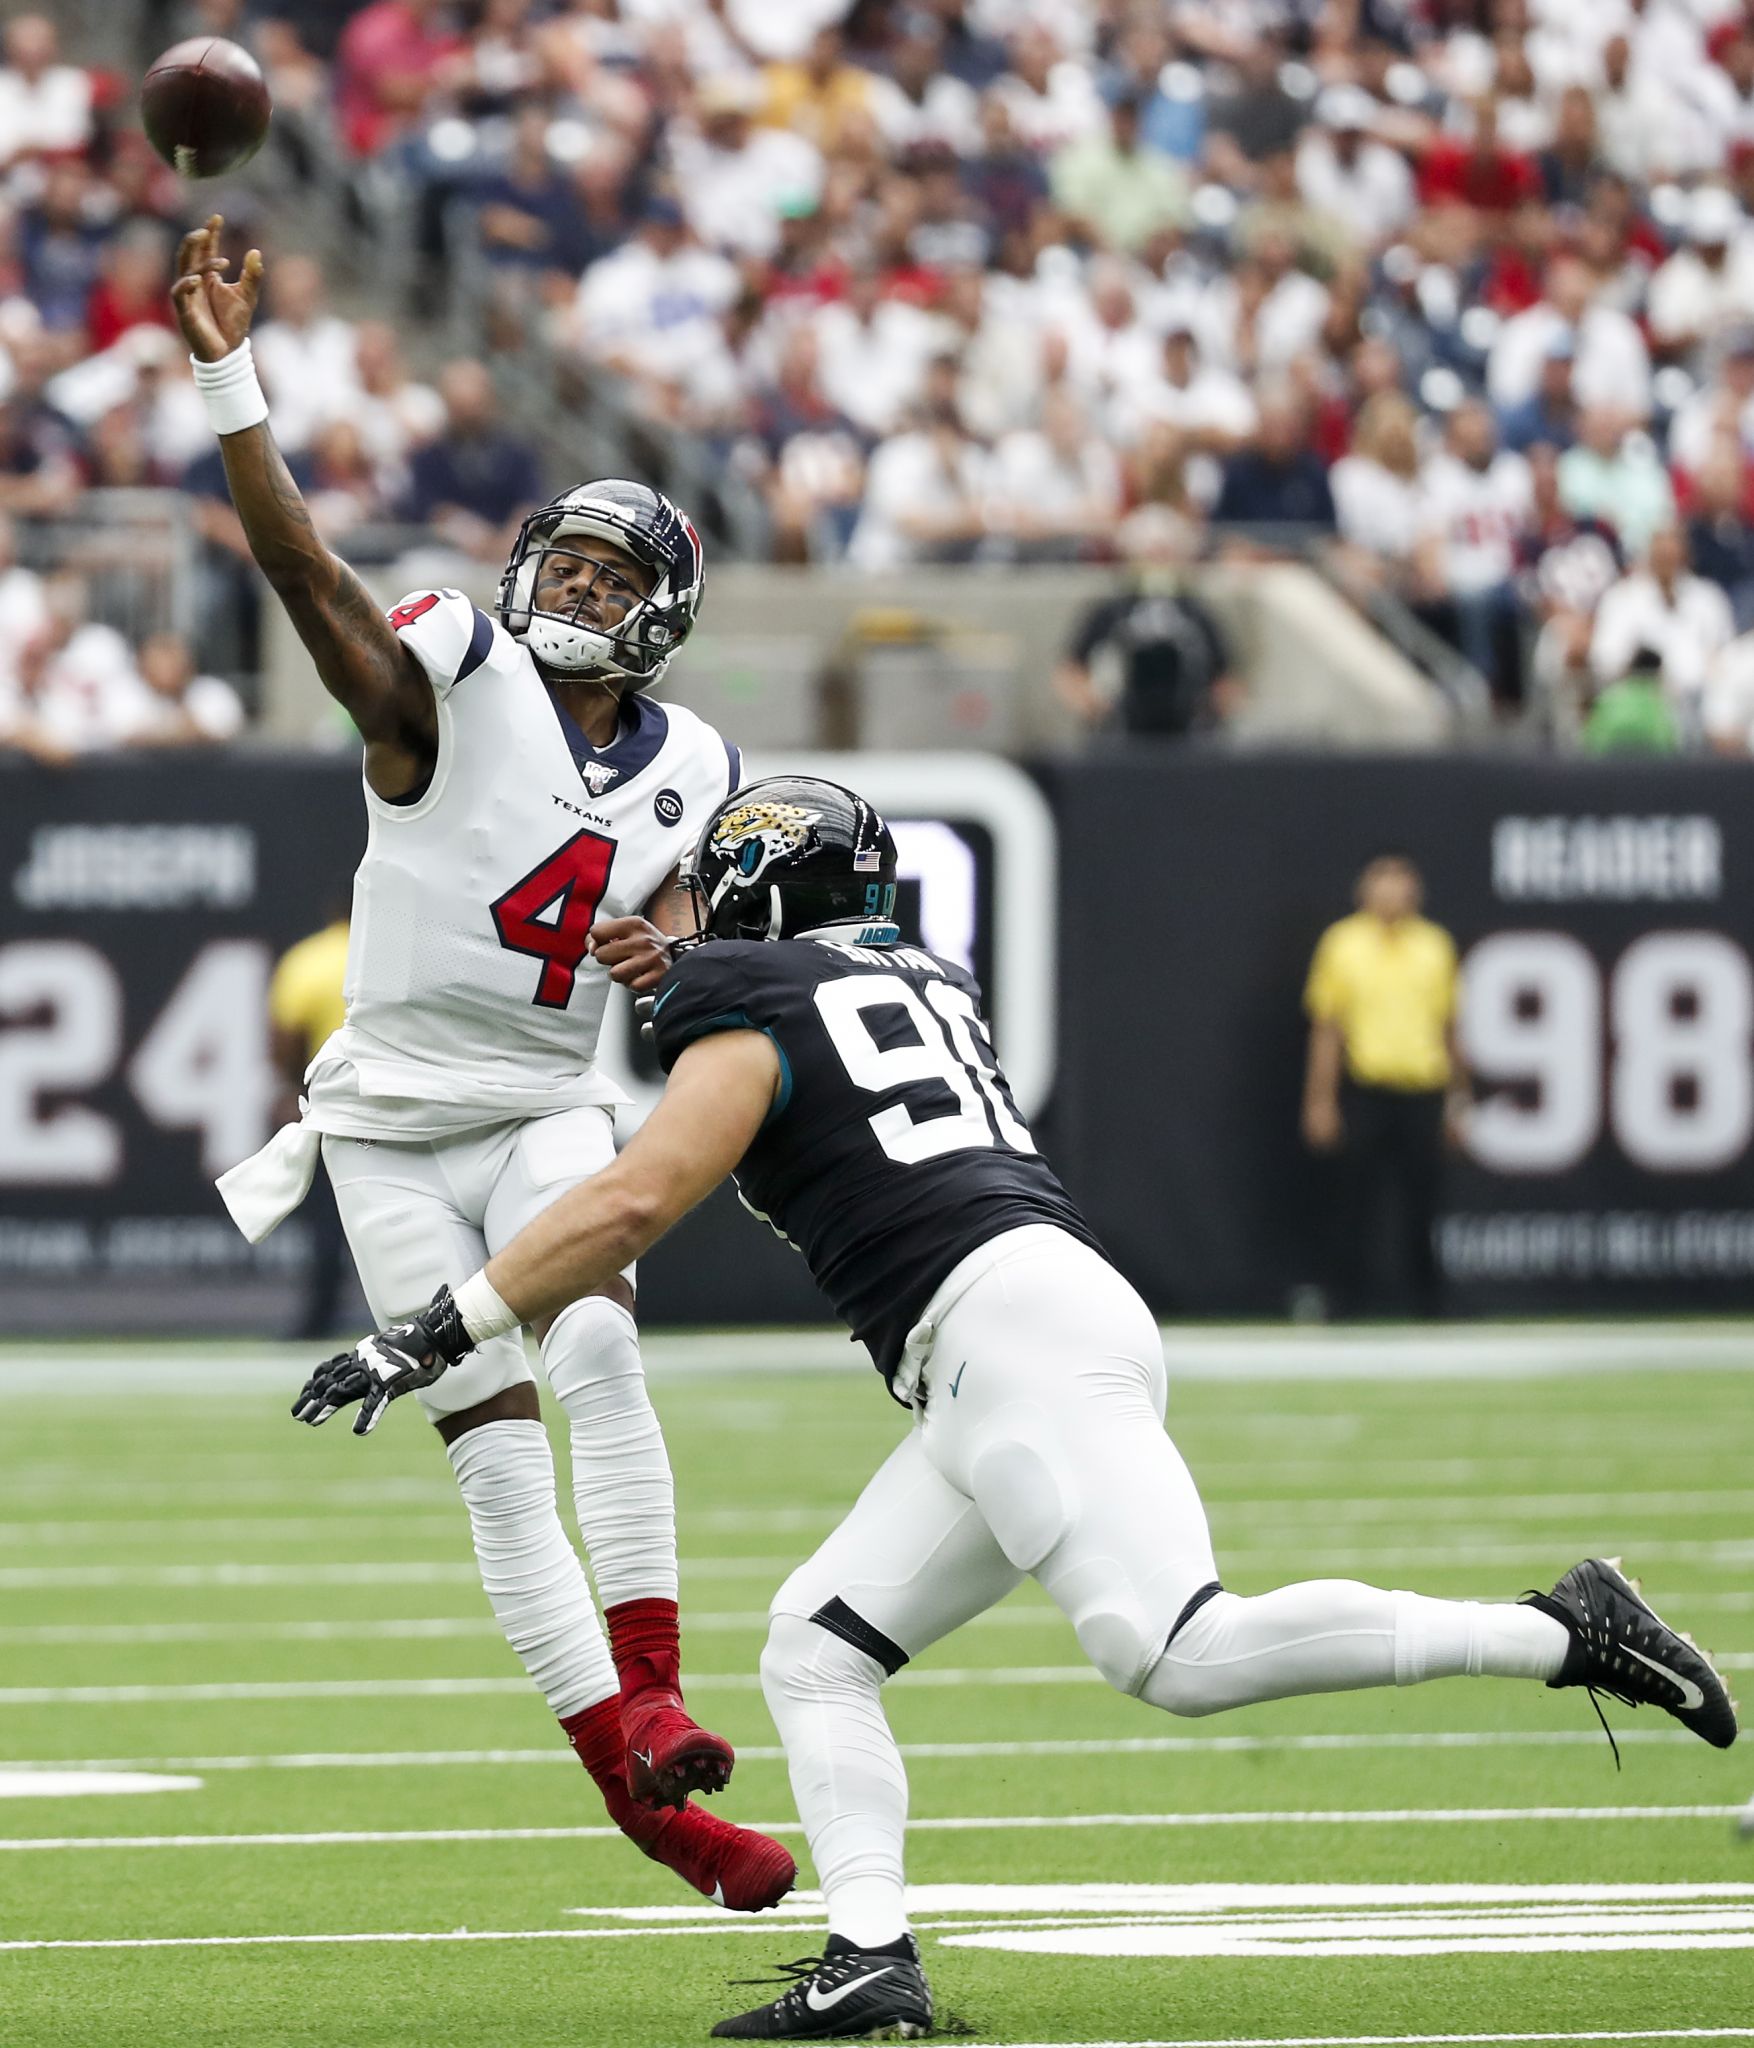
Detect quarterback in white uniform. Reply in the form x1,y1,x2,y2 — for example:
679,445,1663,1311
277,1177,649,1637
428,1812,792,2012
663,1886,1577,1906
175,218,794,1913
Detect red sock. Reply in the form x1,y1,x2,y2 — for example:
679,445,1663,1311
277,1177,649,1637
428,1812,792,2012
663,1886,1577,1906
559,1695,626,1789
605,1596,682,1702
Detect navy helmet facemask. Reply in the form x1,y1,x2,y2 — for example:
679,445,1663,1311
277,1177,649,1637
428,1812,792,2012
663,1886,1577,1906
682,776,900,946
498,479,704,689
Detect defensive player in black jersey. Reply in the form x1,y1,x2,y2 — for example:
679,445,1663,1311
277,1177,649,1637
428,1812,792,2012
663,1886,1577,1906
298,776,1737,2042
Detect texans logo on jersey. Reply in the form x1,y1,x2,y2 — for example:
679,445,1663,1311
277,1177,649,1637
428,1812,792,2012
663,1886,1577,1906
711,800,821,881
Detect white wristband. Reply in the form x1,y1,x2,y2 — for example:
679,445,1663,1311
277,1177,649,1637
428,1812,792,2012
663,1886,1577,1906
453,1269,520,1345
191,338,269,437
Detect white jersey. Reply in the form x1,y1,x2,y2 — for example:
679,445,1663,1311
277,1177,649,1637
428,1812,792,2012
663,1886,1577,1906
308,587,739,1139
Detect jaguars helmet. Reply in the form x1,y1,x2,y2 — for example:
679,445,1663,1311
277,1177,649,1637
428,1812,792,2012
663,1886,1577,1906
497,479,704,688
684,776,899,944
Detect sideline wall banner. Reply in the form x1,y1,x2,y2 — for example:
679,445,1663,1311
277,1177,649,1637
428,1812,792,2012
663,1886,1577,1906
1047,750,1754,1315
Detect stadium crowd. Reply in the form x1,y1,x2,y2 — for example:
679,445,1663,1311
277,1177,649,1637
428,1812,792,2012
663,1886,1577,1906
5,0,1754,752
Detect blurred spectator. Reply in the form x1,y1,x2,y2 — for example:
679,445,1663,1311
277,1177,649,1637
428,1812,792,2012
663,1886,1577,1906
741,322,864,561
1591,525,1737,721
334,0,466,159
1204,32,1306,191
333,322,444,485
982,387,1122,561
1487,253,1651,418
1414,399,1533,702
1582,646,1683,754
0,14,94,165
564,199,741,418
1111,319,1256,503
1686,448,1754,626
1497,334,1578,454
1213,385,1336,530
1703,628,1754,754
5,576,151,757
1558,407,1675,554
761,27,873,152
672,74,824,261
1050,85,1191,254
0,509,49,692
19,160,109,338
812,261,940,438
470,107,599,286
847,357,986,570
250,255,362,456
401,360,541,561
130,632,246,747
1054,507,1239,738
1302,853,1466,1320
1647,187,1754,361
1331,390,1424,572
1669,325,1754,478
85,225,176,357
864,15,980,157
1294,87,1414,250
0,328,81,517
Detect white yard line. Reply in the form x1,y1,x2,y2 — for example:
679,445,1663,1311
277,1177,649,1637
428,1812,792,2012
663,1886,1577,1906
4,1323,1753,1397
0,1730,1696,1775
0,1807,1737,1851
981,2034,1754,2047
0,1924,826,1954
0,1556,795,1590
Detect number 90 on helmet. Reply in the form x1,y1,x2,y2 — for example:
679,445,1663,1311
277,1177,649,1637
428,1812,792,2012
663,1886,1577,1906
497,479,704,688
684,777,900,945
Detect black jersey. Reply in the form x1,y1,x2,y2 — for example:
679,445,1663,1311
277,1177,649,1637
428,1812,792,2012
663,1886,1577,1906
649,935,1103,1394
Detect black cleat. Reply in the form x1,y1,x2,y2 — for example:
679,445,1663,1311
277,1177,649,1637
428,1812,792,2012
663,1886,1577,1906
711,1933,934,2040
1523,1557,1738,1752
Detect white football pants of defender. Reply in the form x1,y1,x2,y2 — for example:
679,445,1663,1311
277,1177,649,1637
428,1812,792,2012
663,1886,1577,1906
324,1108,677,1722
761,1224,1569,1951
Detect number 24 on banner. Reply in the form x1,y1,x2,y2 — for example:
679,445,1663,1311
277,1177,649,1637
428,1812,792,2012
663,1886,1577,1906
1461,930,1754,1176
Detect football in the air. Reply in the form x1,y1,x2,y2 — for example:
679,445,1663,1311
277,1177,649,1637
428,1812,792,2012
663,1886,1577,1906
140,38,272,180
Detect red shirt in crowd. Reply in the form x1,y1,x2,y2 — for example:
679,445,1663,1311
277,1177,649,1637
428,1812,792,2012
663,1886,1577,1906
334,0,464,157
1418,136,1540,214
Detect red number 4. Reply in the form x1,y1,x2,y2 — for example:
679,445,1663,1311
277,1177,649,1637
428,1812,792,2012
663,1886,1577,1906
491,830,616,1008
388,593,441,631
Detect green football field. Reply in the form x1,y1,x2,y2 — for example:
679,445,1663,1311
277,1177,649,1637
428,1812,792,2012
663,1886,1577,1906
2,1326,1752,2048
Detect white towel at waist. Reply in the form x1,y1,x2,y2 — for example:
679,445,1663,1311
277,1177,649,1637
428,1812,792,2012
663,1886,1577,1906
216,1120,323,1244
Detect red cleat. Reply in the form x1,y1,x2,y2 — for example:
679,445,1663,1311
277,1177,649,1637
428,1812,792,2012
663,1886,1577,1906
561,1695,793,1911
612,1781,797,1912
624,1686,737,1808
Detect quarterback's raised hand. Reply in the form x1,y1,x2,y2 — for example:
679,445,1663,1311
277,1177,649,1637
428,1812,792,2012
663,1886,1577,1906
293,1286,476,1437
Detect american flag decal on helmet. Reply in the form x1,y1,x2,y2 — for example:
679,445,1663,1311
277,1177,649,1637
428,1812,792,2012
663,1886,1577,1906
853,850,883,872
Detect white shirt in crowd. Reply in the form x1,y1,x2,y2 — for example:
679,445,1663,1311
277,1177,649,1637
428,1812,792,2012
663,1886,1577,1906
1332,455,1424,563
812,298,943,438
1646,239,1754,350
1703,629,1754,750
0,59,93,156
567,239,741,383
1590,569,1736,698
864,72,982,156
0,563,49,687
982,428,1122,533
1417,450,1534,594
1488,299,1653,416
1110,356,1258,447
1667,382,1754,474
252,314,365,455
848,430,987,571
1295,132,1417,245
670,123,824,260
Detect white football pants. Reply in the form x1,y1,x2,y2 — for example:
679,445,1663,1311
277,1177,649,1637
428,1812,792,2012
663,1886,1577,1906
322,1108,675,1717
761,1224,1568,1950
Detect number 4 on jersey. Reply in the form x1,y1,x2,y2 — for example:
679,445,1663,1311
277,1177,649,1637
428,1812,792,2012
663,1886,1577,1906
491,829,615,1008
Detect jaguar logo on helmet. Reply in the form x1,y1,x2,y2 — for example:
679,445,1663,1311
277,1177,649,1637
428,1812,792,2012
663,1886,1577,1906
496,478,705,691
709,801,822,884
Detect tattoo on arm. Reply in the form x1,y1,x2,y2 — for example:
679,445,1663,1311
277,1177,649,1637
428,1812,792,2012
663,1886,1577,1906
219,424,432,746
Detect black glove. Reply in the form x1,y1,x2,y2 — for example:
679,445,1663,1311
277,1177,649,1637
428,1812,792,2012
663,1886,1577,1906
292,1285,477,1437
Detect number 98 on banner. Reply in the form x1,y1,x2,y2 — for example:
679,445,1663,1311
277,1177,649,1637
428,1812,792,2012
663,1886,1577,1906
1460,930,1754,1176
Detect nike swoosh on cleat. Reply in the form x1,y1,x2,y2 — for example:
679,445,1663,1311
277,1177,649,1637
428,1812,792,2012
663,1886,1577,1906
805,1968,895,2014
711,1883,725,1907
1624,1643,1707,1711
632,1748,654,1768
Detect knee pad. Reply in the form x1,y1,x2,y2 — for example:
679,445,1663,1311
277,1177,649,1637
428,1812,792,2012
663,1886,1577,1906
1073,1597,1162,1698
542,1294,641,1404
966,1416,1074,1574
761,1612,886,1711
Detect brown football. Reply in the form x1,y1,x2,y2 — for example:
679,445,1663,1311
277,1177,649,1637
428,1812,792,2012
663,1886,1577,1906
141,38,271,180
